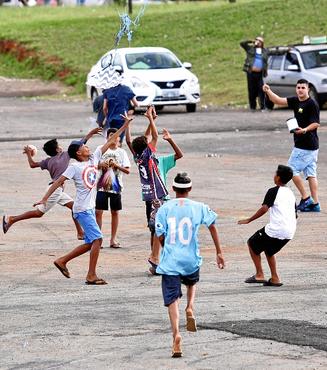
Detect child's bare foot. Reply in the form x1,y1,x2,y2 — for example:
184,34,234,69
172,334,182,358
186,309,197,332
53,260,70,278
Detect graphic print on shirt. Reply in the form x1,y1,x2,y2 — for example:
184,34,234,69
167,216,193,245
82,166,98,189
135,145,168,201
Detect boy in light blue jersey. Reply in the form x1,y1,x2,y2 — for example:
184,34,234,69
155,173,225,358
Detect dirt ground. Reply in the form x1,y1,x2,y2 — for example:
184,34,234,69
0,76,69,97
0,98,327,369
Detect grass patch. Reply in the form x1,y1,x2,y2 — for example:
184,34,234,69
0,0,326,105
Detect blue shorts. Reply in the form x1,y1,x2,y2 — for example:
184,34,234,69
288,147,318,178
162,269,200,307
73,209,102,244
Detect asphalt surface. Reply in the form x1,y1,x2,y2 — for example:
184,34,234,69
0,98,327,370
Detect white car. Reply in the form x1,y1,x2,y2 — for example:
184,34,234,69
86,47,200,112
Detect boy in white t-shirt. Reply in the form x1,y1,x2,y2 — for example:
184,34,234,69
34,114,133,285
238,165,297,287
95,128,131,248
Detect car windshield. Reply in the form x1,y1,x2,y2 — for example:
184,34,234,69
301,49,327,69
125,52,182,70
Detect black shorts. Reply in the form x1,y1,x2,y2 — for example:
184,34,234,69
162,269,200,307
95,191,122,211
145,198,165,234
248,227,290,257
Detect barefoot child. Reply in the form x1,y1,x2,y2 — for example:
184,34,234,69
34,115,132,285
238,165,297,287
155,173,225,357
2,128,101,239
95,128,131,248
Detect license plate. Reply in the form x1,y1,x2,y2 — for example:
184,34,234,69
162,89,180,98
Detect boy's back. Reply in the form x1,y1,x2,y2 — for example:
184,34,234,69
103,84,135,122
264,185,296,240
156,198,217,276
39,151,70,181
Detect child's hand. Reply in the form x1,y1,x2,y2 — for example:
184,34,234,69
162,128,171,141
238,219,250,225
89,127,103,136
144,105,153,119
120,111,134,122
152,106,157,120
23,146,33,155
216,253,225,269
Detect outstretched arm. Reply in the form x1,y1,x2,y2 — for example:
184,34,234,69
125,125,135,156
238,204,269,224
33,175,67,207
162,128,183,160
101,112,133,155
82,127,103,144
23,146,40,168
263,84,288,106
144,105,158,148
208,223,225,269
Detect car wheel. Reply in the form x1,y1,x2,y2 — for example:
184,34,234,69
186,103,196,113
91,88,99,103
155,105,164,111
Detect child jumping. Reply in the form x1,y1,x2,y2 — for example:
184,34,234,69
126,121,183,273
34,115,132,285
95,128,131,248
155,172,225,358
238,165,297,287
2,128,101,239
125,105,168,270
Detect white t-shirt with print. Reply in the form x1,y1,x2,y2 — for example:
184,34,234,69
63,147,102,213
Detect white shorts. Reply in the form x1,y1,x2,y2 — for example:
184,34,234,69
36,185,73,214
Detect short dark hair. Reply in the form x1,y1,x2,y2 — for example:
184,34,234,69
297,79,309,86
172,172,192,193
43,139,58,157
276,164,293,184
67,140,84,160
106,128,118,138
132,136,148,156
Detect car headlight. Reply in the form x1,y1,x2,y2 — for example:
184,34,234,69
130,77,150,89
321,78,327,84
187,77,199,88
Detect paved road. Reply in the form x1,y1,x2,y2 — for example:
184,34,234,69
0,98,326,369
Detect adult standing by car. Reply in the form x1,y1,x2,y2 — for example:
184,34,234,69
240,36,268,111
263,79,321,212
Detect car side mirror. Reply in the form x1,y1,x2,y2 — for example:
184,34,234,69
287,64,300,72
183,62,192,70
